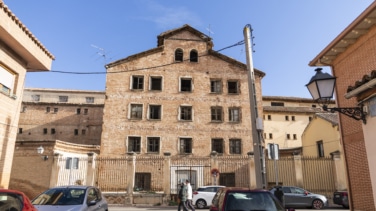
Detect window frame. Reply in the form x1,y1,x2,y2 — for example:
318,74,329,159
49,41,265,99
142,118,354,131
128,136,141,153
148,105,161,120
211,106,223,122
229,107,241,122
317,140,324,157
86,97,94,103
227,80,239,94
229,139,242,154
147,137,160,153
130,104,143,120
149,76,163,91
0,64,16,96
211,138,224,154
179,106,192,121
131,75,144,90
180,77,192,92
59,96,68,103
210,79,222,93
175,48,183,62
189,49,198,62
179,137,192,154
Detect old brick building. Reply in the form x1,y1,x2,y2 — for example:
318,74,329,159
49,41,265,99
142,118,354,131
17,88,105,145
0,1,54,188
100,24,265,157
309,1,376,209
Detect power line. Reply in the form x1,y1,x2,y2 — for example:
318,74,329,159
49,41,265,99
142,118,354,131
30,40,246,75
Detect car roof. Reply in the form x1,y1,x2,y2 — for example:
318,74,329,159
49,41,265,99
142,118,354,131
198,185,225,188
219,187,268,192
50,185,95,190
0,189,27,195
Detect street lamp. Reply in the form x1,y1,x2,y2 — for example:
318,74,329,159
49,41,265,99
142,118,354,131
306,68,367,124
37,146,48,161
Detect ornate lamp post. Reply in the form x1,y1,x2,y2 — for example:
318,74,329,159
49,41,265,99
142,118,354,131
306,68,367,124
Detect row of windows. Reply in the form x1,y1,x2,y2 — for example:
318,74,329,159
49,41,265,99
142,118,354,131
174,48,198,62
18,128,87,136
264,115,297,121
264,133,298,140
128,137,242,154
129,104,241,122
21,106,90,115
30,94,95,103
131,75,241,94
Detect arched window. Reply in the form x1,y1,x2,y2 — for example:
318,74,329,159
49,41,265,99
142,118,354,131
190,50,198,62
175,49,183,62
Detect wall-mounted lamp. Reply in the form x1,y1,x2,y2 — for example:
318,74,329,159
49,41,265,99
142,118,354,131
37,146,48,161
306,68,367,124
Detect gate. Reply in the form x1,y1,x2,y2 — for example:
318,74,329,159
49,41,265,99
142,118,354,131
56,156,88,186
170,157,211,194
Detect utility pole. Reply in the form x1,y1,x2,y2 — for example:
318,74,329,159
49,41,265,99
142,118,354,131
243,24,266,189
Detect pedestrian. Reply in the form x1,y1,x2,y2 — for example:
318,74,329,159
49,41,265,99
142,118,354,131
274,186,284,206
185,179,195,211
178,182,189,211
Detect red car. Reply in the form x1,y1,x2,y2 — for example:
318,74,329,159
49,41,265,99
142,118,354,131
0,189,37,211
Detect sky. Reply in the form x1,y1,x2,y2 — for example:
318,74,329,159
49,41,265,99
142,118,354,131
4,0,374,98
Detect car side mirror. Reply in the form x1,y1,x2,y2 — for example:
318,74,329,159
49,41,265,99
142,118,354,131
88,200,97,206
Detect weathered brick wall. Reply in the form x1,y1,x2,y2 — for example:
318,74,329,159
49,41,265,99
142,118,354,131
17,102,104,145
331,25,376,210
101,28,263,156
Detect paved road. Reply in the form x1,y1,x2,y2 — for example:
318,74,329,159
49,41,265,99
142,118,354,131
108,205,349,211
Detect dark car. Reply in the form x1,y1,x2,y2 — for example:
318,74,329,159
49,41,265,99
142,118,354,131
270,186,328,209
209,187,293,211
0,189,37,211
333,191,349,208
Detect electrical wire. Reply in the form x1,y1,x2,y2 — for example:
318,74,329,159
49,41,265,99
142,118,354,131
32,40,246,75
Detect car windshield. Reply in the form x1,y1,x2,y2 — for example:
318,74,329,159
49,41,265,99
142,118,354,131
225,192,285,211
32,188,85,206
0,192,23,211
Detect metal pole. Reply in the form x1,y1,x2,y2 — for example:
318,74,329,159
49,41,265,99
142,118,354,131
243,24,266,189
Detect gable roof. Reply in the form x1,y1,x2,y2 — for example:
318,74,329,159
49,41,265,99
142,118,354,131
315,113,339,125
106,24,265,77
309,2,376,66
157,24,212,47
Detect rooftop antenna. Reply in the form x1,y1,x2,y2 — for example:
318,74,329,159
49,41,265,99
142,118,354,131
206,24,214,38
91,44,112,65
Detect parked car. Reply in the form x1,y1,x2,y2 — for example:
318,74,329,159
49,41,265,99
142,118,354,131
333,191,349,208
0,189,37,211
32,185,108,211
270,186,328,209
210,187,293,211
192,185,225,209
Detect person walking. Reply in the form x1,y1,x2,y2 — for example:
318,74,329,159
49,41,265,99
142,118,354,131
178,182,189,211
274,186,284,207
185,180,195,211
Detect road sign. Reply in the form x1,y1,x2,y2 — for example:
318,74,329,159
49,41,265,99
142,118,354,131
268,143,279,160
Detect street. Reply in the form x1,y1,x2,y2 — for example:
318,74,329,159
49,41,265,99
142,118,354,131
108,205,349,211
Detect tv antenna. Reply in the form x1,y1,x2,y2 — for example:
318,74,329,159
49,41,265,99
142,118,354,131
206,24,214,38
91,44,112,65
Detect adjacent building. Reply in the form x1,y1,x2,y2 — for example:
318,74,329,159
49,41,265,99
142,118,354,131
309,1,376,209
0,1,54,188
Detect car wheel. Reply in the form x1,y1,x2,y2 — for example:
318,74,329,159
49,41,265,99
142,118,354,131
196,199,207,209
312,199,324,209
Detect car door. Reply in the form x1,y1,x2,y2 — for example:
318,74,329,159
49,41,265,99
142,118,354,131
290,187,312,207
281,186,294,207
87,188,106,211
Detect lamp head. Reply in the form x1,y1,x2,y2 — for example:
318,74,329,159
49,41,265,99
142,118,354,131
306,68,336,105
37,146,44,154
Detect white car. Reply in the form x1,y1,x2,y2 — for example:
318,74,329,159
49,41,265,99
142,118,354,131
192,185,225,209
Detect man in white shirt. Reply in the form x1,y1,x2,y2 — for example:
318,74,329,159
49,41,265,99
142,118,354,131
185,179,195,211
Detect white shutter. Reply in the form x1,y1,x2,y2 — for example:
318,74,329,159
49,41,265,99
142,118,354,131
0,65,14,89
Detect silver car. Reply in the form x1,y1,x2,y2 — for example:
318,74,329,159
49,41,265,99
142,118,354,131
270,186,328,209
32,185,108,211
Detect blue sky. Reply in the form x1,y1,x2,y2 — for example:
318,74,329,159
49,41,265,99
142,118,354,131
4,0,373,98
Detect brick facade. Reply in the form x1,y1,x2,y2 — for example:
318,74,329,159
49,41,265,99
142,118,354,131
17,88,105,145
101,25,265,157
